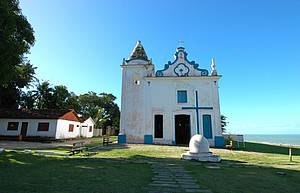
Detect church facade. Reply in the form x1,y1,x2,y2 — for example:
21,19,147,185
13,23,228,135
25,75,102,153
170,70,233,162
119,41,224,147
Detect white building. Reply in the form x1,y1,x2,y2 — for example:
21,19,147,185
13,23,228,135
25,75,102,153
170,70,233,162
80,117,95,138
119,41,224,147
0,109,94,140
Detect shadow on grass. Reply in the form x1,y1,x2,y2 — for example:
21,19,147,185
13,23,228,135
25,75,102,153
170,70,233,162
88,143,130,152
1,148,300,193
236,142,300,156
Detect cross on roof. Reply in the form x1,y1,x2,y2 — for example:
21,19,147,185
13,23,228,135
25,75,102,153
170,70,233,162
178,40,185,48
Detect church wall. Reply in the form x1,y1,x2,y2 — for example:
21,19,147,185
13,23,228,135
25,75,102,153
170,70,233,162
145,77,222,146
121,73,222,146
120,65,149,143
119,43,223,147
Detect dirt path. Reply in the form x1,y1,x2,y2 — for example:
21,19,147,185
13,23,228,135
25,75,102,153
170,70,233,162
0,138,98,150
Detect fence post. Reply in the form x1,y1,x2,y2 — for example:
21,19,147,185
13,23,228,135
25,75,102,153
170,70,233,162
289,147,292,162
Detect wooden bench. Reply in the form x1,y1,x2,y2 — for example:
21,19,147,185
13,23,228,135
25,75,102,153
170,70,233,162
103,136,112,146
69,141,85,155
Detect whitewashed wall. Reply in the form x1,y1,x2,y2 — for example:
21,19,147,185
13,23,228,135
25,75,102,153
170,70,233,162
145,76,221,146
55,119,81,139
0,118,95,139
0,119,58,138
120,63,149,143
120,65,222,146
120,47,222,146
80,118,94,138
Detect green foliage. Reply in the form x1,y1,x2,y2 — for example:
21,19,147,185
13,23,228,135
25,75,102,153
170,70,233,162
78,92,120,130
0,86,21,108
19,90,35,109
221,114,228,133
66,92,80,112
78,91,100,118
0,0,36,108
93,107,107,129
34,81,54,109
0,1,120,129
20,81,120,130
0,0,35,86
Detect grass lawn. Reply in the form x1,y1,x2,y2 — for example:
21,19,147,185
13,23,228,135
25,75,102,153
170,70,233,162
1,139,300,193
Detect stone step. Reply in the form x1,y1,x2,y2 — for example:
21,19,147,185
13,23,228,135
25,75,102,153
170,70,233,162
152,180,177,184
186,189,213,193
149,183,180,188
147,188,182,193
180,184,200,189
152,177,175,181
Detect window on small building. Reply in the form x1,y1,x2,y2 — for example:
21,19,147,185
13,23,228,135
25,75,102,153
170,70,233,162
69,124,74,132
89,126,93,132
177,90,187,103
154,114,163,138
37,122,49,131
7,122,19,131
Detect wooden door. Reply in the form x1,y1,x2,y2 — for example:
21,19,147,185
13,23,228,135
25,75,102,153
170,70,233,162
175,115,190,145
20,122,28,137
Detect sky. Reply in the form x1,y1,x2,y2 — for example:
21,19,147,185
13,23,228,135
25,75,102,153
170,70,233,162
20,0,300,134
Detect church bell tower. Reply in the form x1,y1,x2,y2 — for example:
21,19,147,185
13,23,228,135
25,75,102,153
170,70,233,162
119,41,154,143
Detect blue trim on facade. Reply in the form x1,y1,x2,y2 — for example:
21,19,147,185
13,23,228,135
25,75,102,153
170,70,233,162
155,48,209,77
174,63,190,77
181,91,214,135
215,136,225,148
144,135,153,144
118,134,126,144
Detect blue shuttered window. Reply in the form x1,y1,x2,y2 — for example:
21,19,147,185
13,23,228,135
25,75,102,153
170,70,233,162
177,90,187,103
203,114,212,139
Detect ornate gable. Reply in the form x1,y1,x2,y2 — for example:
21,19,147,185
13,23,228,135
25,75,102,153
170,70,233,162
156,47,209,77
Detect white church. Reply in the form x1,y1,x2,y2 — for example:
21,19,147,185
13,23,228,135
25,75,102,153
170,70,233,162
118,41,224,147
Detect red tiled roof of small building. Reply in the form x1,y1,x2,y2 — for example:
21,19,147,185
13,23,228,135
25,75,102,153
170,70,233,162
0,109,80,122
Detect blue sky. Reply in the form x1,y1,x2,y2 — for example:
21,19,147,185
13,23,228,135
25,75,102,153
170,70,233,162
20,0,300,134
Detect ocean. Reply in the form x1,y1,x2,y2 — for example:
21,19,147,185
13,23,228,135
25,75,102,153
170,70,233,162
244,134,300,146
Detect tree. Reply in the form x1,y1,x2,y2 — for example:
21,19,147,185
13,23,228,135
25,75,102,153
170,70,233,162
19,81,82,111
0,86,21,108
99,93,120,129
78,92,101,118
221,114,228,133
34,81,54,109
19,90,35,109
0,62,36,108
93,107,108,130
98,93,120,130
0,0,35,108
52,85,71,109
77,92,120,131
66,92,80,112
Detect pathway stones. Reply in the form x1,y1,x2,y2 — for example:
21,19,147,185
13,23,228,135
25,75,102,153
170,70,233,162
146,163,213,193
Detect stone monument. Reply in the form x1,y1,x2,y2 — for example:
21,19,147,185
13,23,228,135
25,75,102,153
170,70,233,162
181,134,221,162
